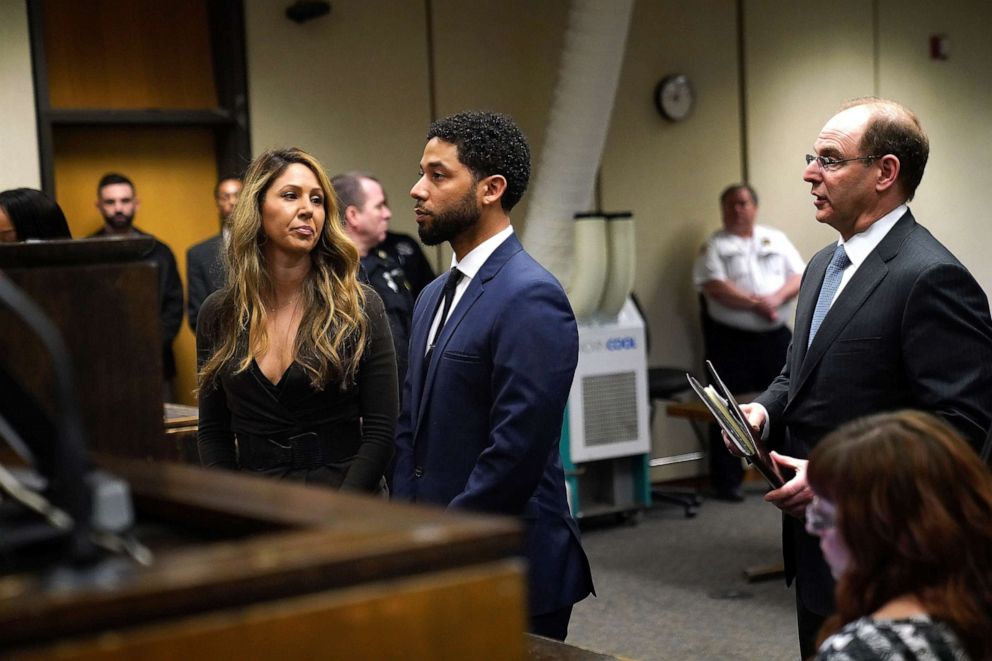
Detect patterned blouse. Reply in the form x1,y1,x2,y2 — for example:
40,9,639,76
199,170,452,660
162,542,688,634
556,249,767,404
816,615,970,660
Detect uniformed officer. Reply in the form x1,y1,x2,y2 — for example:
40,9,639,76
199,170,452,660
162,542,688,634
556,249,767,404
379,230,436,300
331,172,416,393
693,184,805,500
361,246,414,392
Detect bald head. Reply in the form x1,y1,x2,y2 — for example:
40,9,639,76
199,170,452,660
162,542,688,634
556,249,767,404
841,97,929,200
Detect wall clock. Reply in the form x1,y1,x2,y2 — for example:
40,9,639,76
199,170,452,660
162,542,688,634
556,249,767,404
654,74,694,122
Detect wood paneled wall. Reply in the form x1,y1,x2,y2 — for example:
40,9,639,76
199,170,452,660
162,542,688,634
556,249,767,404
40,0,230,405
55,127,218,405
43,0,217,109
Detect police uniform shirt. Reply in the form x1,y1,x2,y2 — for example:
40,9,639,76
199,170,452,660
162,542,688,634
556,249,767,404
360,250,414,334
693,224,805,332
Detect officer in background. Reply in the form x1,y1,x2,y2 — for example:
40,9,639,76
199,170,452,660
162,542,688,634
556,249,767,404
693,183,804,500
379,229,436,300
331,172,415,393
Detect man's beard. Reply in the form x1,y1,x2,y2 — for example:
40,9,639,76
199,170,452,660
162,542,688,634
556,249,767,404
416,187,480,246
105,212,134,230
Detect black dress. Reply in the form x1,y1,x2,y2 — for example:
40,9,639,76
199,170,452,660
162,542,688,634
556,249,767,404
196,285,397,492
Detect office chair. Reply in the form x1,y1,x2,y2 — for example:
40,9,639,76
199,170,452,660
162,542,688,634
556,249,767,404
631,294,703,517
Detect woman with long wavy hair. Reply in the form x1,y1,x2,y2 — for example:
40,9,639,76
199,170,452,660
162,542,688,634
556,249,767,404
196,147,397,492
806,410,992,660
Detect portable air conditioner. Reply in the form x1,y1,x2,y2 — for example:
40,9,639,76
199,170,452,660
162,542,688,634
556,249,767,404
560,298,651,519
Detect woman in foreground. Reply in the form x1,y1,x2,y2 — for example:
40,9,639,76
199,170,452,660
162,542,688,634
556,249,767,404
806,410,992,660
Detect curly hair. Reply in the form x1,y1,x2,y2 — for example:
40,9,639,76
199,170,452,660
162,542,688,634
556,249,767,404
427,111,530,211
808,410,992,659
198,147,367,391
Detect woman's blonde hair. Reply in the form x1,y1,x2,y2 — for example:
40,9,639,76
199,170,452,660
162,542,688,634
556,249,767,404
198,147,367,390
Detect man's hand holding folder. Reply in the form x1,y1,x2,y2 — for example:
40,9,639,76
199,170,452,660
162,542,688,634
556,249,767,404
687,361,786,489
724,403,767,458
688,364,812,519
763,452,812,519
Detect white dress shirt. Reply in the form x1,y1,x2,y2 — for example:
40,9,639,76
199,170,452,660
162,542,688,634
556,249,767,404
826,204,907,308
424,225,514,355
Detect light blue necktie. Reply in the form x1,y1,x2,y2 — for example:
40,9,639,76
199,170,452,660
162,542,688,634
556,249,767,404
808,244,850,347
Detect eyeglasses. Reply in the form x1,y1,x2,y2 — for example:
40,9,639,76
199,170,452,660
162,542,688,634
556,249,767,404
805,154,882,172
805,496,837,535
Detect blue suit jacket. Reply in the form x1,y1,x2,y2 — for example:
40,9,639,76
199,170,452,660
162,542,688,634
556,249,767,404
393,233,593,615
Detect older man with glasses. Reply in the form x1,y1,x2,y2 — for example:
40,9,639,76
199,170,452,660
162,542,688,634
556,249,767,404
727,97,992,658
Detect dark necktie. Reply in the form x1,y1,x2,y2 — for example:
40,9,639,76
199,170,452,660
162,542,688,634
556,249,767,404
426,267,464,361
808,244,851,346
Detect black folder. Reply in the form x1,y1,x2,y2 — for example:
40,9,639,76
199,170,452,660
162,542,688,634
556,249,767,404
687,360,785,489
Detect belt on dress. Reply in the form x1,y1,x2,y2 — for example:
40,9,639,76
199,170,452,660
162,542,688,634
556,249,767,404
237,423,348,471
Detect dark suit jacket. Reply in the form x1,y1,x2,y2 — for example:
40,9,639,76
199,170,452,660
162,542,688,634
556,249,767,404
393,233,594,616
755,210,992,615
187,234,225,332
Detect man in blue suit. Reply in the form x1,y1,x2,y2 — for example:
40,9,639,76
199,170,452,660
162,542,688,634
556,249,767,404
393,111,593,640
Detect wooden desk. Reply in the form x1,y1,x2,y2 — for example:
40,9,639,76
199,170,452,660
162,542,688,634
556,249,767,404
163,402,199,462
163,402,198,432
664,399,714,423
1,457,528,659
651,400,710,469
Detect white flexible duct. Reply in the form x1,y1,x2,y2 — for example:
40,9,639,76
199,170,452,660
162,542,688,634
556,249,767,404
598,214,636,317
569,215,609,319
521,0,635,306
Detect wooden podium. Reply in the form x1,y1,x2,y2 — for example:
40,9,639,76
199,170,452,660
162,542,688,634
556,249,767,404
0,238,173,461
0,456,527,659
1,241,529,658
0,240,623,660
